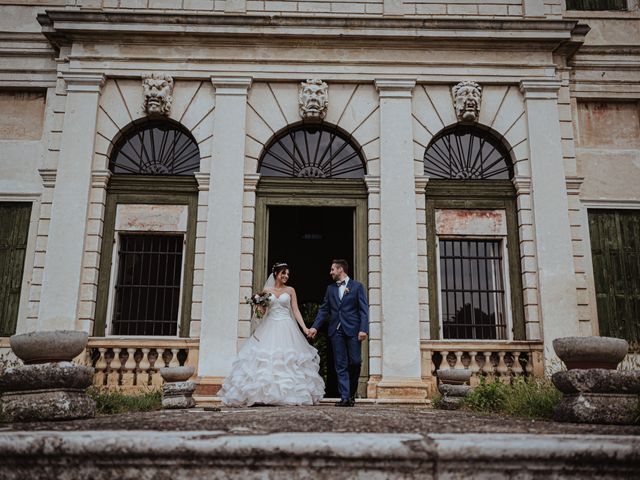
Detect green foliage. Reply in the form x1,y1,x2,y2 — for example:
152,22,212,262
430,393,443,409
87,387,162,415
302,302,329,382
464,376,562,420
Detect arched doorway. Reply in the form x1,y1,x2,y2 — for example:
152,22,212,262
254,122,369,398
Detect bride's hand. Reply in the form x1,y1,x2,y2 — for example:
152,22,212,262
303,327,310,336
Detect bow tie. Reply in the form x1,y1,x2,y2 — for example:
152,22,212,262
336,280,346,286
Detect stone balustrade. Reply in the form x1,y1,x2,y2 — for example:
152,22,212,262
80,338,199,392
421,340,544,394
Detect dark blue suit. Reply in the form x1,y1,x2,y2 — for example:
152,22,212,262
312,278,369,401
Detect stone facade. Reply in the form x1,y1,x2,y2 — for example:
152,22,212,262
1,0,638,401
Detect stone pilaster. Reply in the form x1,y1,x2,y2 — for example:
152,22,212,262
196,77,252,396
520,79,581,363
374,79,427,400
38,73,105,331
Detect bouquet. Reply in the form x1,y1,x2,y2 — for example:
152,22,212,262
245,291,272,319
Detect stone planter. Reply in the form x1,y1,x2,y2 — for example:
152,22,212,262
552,336,628,370
2,331,95,422
160,366,195,383
10,330,88,364
436,369,472,410
160,366,196,409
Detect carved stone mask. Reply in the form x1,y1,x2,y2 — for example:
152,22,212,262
142,73,174,116
452,81,482,123
299,79,328,120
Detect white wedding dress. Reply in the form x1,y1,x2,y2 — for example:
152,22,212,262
219,292,325,406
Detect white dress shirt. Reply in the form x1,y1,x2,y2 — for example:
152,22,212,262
339,276,350,300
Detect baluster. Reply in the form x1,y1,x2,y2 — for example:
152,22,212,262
107,348,122,387
453,351,464,369
468,351,479,386
496,351,508,382
511,351,523,377
168,348,180,367
481,351,492,379
121,348,137,388
138,348,151,387
94,348,107,386
149,349,164,388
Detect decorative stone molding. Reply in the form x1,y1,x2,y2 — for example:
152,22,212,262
452,81,482,123
512,175,532,195
565,176,584,195
298,79,328,121
519,79,562,100
61,73,105,94
91,170,111,189
142,73,174,116
364,175,381,194
414,175,429,194
210,76,252,95
194,172,210,191
38,168,57,188
374,79,416,98
243,173,261,192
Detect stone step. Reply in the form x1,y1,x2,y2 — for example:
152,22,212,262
0,431,638,479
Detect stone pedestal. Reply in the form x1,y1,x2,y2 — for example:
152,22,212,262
0,362,95,422
436,369,472,410
552,369,640,425
162,381,197,409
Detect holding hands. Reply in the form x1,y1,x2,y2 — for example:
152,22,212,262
307,327,317,339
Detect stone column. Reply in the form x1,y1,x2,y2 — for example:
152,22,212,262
196,77,252,396
374,79,427,400
38,73,105,331
520,79,581,362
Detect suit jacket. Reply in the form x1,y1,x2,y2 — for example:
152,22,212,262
312,279,369,338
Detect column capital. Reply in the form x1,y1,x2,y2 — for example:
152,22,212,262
195,172,211,191
210,76,252,95
62,72,106,93
414,175,429,193
364,175,381,193
38,168,57,188
565,175,584,195
519,79,562,100
91,169,111,189
375,79,416,98
512,175,532,194
243,173,261,192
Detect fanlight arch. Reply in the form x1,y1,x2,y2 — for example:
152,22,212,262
109,119,200,175
424,124,513,180
258,123,366,179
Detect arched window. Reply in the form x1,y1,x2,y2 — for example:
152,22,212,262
109,119,200,175
259,124,366,179
424,125,512,180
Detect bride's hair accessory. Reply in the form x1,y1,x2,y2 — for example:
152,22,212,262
272,262,290,275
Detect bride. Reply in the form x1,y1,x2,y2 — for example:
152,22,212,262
219,262,325,406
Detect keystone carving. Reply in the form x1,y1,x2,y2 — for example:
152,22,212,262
142,73,174,116
452,80,482,123
299,79,328,121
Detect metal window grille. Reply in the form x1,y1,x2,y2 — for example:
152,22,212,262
259,125,366,179
424,125,512,180
109,120,200,175
112,234,183,336
439,239,508,340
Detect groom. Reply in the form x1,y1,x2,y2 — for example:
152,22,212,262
308,259,369,407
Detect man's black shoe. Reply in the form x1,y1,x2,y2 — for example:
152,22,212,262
349,397,356,407
335,399,352,407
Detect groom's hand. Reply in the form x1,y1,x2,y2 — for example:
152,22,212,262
307,328,317,339
358,332,368,342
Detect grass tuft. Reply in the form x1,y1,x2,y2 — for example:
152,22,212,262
463,376,562,420
87,387,162,415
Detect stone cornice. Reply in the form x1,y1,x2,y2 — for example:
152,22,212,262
210,76,252,95
519,79,562,100
375,79,416,98
62,72,106,93
38,10,585,50
39,168,57,188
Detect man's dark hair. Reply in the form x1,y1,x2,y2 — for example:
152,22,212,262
332,259,349,274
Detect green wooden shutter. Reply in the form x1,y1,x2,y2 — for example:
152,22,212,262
588,210,640,349
565,0,627,10
0,202,32,336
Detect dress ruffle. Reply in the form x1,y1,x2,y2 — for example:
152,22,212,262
219,292,325,407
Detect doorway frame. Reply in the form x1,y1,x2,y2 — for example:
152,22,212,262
254,177,369,396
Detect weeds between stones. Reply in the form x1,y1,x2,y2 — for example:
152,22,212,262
87,387,162,415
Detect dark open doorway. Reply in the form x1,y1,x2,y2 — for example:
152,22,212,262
268,206,354,398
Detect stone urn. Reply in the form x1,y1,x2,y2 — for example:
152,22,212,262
10,330,88,364
436,369,472,410
2,330,95,422
552,336,639,425
553,336,628,370
160,366,196,409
